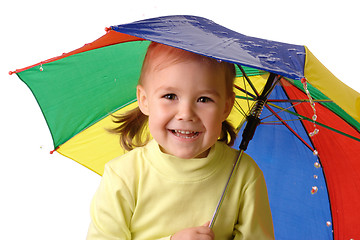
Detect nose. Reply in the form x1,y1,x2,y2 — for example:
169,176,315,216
175,101,197,121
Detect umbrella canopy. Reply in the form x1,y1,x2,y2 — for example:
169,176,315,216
11,15,360,240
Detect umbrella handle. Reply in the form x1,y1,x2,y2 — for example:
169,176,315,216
209,73,279,229
239,115,261,150
239,73,278,151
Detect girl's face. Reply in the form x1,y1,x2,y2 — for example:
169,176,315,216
137,60,234,159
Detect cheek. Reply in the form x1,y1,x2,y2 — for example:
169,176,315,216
148,104,172,126
150,103,171,116
201,109,224,130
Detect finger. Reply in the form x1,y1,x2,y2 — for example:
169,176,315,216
197,226,214,237
198,227,215,240
199,221,214,237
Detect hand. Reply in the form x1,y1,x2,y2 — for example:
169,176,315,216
171,222,214,240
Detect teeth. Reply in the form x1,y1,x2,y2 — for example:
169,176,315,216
172,130,199,139
174,130,194,134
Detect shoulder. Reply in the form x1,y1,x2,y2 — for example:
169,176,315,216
240,152,263,176
218,142,263,181
98,142,156,197
219,142,260,169
104,140,160,177
105,142,153,177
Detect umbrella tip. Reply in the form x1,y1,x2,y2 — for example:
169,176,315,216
105,27,112,32
50,147,59,154
9,70,15,75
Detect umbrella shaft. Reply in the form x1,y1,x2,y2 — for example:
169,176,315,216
209,150,244,229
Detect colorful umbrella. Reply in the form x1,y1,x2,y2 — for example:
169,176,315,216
10,15,360,239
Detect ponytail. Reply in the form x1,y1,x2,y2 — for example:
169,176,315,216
109,107,149,151
219,120,237,147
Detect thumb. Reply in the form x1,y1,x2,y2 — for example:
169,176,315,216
202,221,211,227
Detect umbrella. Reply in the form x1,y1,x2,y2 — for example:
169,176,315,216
10,15,360,239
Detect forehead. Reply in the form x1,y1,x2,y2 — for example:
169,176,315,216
145,60,228,99
139,43,235,94
142,50,226,84
145,58,224,85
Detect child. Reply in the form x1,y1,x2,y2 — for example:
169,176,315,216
87,42,274,239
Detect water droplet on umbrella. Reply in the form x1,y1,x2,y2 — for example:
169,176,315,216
265,57,280,63
252,44,262,47
314,175,318,179
309,129,319,137
313,150,318,156
326,221,332,227
314,129,319,135
311,186,318,194
314,162,321,168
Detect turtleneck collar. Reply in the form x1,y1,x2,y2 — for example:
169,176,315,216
144,140,227,182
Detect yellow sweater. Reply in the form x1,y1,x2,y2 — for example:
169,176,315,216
87,140,274,239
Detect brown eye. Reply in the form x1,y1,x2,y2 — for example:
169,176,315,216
198,96,212,103
163,94,177,100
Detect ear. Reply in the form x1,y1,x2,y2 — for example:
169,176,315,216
222,92,235,121
137,85,149,116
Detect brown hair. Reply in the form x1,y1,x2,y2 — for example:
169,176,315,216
111,42,237,151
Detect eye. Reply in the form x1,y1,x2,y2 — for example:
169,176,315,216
163,94,178,100
198,96,213,103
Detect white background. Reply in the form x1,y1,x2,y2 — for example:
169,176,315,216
1,0,359,239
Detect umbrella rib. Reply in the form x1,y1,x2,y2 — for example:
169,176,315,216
265,104,315,152
234,84,257,99
234,81,256,116
237,64,260,97
261,118,303,125
268,102,360,142
243,76,251,111
268,99,333,103
233,100,248,118
261,102,302,121
235,95,256,101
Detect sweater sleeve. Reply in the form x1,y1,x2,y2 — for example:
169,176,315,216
87,164,133,240
233,172,275,240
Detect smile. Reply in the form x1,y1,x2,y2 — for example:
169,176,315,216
170,129,200,139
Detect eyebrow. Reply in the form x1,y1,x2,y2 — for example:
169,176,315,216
153,86,178,94
155,86,221,98
199,89,221,97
